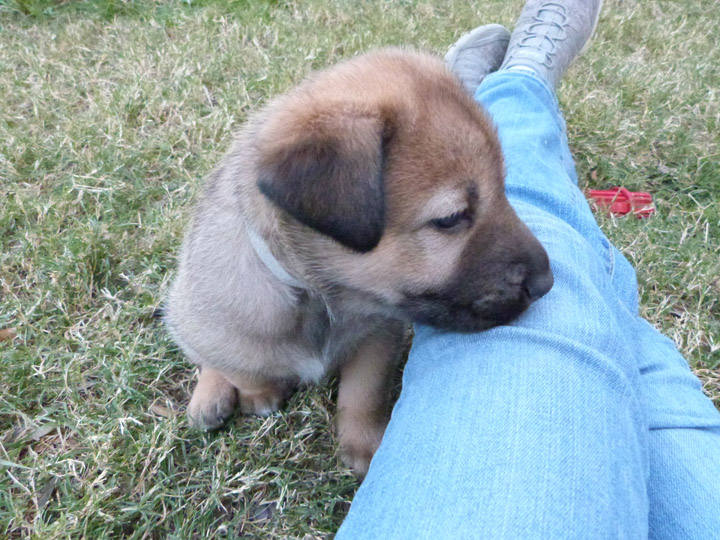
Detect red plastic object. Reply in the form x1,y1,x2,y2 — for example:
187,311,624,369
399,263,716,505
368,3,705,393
587,187,655,219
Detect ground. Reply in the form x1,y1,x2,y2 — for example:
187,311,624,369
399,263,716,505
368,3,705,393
1,0,718,538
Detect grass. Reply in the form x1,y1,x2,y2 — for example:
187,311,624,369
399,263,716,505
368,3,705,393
1,0,718,537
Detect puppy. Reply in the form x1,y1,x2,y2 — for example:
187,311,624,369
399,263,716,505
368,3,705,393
164,48,553,477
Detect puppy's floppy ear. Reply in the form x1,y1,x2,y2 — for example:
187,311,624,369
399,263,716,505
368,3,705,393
257,108,388,253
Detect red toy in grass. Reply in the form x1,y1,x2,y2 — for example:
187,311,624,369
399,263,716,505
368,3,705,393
587,187,655,218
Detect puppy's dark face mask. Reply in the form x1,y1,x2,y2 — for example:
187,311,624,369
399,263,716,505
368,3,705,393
395,198,553,332
256,51,553,332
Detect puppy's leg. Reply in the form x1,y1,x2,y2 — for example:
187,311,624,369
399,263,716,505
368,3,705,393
223,372,296,417
187,367,238,430
336,323,406,478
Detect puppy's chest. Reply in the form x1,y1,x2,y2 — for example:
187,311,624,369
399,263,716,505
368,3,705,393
293,293,372,379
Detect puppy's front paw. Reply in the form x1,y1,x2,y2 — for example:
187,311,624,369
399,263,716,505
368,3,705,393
187,369,238,430
337,417,387,478
237,378,295,417
238,389,284,416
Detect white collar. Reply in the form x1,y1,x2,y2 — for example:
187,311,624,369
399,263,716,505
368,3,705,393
245,226,307,290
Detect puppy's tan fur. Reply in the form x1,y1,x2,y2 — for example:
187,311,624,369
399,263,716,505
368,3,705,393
165,49,552,477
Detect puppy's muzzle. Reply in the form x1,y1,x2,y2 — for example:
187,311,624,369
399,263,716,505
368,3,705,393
400,214,553,333
467,238,553,325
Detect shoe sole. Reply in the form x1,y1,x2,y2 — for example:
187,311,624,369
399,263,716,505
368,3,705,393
579,0,604,55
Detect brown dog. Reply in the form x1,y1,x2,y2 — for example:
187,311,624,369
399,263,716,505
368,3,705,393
164,48,553,476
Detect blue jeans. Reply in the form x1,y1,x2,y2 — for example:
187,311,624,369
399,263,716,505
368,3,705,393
336,72,720,539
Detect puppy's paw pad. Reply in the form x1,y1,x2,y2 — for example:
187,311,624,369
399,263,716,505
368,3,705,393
338,422,385,479
237,379,295,417
187,385,238,430
340,447,374,479
239,392,283,416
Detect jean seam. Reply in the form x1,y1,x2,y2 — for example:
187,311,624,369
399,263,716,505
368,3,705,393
607,240,616,277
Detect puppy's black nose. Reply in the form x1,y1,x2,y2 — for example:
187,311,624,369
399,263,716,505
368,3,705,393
523,269,554,301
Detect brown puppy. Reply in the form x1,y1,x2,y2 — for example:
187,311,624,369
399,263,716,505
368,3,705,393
164,48,553,477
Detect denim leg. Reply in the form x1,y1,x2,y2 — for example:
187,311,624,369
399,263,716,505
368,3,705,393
336,72,720,539
482,73,720,537
648,427,720,539
631,314,720,540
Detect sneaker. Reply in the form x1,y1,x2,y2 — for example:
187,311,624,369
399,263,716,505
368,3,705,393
500,0,603,88
444,24,511,95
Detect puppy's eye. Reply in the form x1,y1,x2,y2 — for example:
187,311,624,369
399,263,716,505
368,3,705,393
430,209,471,231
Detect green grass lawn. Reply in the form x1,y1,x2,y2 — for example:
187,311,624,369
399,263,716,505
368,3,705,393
1,0,718,537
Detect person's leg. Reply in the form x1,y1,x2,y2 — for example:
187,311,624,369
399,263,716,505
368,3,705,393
491,9,720,534
484,70,720,540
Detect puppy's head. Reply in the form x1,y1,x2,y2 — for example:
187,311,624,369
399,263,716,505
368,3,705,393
256,49,553,332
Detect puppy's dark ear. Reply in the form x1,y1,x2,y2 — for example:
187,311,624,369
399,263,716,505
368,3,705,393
257,110,387,253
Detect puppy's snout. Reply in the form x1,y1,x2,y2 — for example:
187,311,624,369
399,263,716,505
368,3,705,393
523,268,554,301
521,241,554,302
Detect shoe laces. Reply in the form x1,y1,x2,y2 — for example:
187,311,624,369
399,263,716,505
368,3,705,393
516,2,569,68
